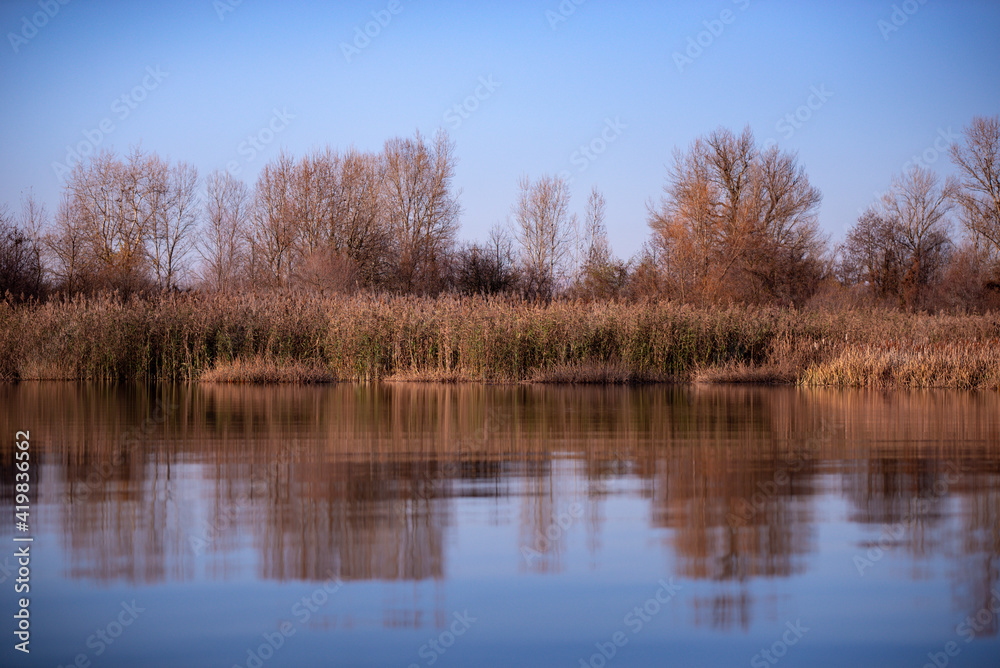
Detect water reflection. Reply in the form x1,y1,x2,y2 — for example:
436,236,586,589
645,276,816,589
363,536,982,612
1,382,998,636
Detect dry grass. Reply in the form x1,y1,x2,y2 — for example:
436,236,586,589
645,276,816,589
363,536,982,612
1,292,998,388
800,340,1000,390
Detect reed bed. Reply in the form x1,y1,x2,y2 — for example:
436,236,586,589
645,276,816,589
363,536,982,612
800,339,1000,390
1,292,998,388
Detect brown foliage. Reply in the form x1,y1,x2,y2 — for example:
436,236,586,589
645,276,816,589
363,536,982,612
2,291,999,389
647,126,825,305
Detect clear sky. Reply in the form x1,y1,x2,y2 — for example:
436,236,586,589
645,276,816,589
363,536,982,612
2,0,998,259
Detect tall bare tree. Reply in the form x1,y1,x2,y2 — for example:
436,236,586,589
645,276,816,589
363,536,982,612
50,147,182,293
149,160,199,290
111,148,160,287
879,166,956,307
573,187,628,299
382,131,461,294
17,190,47,251
950,115,1000,264
43,194,90,293
288,148,332,259
248,152,296,287
333,149,391,288
647,139,722,302
743,145,826,303
288,147,390,291
580,187,609,267
512,174,575,299
200,170,250,292
840,208,904,303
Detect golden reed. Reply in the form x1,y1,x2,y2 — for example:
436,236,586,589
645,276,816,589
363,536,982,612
1,292,997,388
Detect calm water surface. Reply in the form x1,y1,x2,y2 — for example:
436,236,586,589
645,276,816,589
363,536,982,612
1,383,999,667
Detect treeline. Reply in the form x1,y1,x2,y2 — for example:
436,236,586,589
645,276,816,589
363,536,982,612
2,116,999,311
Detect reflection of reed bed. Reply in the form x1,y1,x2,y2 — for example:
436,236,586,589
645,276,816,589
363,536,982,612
4,383,999,464
200,355,336,383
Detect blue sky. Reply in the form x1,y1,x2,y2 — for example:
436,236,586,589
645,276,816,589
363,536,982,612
1,0,998,259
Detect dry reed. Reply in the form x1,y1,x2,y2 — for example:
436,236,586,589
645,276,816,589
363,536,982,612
1,292,997,388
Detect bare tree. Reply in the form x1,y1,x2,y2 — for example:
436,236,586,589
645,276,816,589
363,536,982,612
333,149,391,288
573,187,629,299
879,166,956,308
51,147,162,293
150,160,199,290
44,194,91,293
17,190,47,251
200,170,250,292
43,147,202,294
113,147,161,288
289,147,390,291
0,201,44,299
288,148,332,259
582,187,610,266
647,139,722,302
248,152,296,287
950,115,1000,264
382,130,461,294
454,222,518,295
840,208,904,303
512,173,575,299
743,144,825,303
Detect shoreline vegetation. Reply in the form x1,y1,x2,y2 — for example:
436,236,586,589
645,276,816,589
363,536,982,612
2,292,998,389
3,121,999,389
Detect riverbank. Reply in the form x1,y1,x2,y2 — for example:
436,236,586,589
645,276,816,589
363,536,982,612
2,292,998,389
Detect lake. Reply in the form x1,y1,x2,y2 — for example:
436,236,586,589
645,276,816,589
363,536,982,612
1,383,999,667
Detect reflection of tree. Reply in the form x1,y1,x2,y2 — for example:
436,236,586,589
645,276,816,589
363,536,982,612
837,392,1000,636
257,460,449,583
637,388,822,630
1,383,194,584
690,587,754,632
3,382,999,635
949,472,1000,637
843,458,950,558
